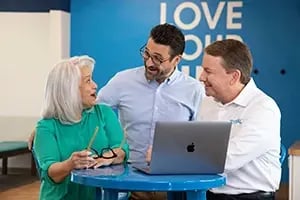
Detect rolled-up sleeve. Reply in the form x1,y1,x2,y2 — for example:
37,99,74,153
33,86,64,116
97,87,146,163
34,119,64,185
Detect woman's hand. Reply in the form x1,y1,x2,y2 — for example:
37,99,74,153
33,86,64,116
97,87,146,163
48,150,95,183
90,148,126,169
91,157,115,168
68,150,96,169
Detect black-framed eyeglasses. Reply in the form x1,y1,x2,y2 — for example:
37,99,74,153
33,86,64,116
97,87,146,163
139,44,170,66
89,147,117,159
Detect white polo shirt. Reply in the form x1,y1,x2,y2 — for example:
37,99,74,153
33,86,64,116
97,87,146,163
197,78,281,194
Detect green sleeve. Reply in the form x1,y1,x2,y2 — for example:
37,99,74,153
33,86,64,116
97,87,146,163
99,104,129,161
34,119,67,186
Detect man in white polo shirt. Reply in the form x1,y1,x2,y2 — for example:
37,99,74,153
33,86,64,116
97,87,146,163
198,39,281,200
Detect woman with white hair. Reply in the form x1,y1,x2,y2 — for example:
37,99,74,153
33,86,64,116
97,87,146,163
33,55,129,200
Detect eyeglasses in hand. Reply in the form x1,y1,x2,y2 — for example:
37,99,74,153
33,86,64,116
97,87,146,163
89,147,117,159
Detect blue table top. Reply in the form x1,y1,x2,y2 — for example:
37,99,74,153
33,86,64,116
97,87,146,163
71,164,225,191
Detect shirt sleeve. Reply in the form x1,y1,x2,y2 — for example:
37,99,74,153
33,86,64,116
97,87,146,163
97,73,122,109
34,119,66,185
191,83,205,120
224,99,281,173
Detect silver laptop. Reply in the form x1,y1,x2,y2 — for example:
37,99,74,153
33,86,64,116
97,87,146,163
133,121,231,174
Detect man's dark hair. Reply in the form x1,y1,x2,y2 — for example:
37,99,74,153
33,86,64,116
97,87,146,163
150,23,185,59
205,39,253,84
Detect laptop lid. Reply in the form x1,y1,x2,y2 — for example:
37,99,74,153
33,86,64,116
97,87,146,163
145,121,231,174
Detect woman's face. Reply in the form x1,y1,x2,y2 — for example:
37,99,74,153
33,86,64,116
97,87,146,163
79,66,98,108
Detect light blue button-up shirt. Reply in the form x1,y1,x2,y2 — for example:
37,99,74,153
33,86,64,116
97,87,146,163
97,66,204,163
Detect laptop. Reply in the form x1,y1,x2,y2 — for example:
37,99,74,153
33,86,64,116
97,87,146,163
133,121,232,174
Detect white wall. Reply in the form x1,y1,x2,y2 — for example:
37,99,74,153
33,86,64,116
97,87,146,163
0,10,70,168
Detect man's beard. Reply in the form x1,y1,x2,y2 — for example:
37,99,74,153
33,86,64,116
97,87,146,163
144,64,174,83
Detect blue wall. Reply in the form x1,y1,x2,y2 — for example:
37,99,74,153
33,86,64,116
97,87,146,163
71,0,300,183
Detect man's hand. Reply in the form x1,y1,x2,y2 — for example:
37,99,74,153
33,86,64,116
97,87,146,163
146,145,152,164
28,129,36,150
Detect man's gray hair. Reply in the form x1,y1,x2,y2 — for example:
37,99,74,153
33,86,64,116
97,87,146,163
41,55,95,124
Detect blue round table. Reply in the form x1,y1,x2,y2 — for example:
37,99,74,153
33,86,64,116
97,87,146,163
71,164,225,200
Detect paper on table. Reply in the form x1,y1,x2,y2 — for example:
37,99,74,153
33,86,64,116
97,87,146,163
76,164,126,177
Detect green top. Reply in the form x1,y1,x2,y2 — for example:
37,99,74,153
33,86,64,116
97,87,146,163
34,104,129,200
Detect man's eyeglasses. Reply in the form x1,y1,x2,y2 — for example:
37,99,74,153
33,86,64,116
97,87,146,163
139,44,170,66
89,147,117,159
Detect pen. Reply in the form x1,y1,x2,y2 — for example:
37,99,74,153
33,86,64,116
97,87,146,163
87,126,99,151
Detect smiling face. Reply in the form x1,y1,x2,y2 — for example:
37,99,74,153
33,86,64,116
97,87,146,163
79,66,97,108
200,53,238,104
143,38,181,83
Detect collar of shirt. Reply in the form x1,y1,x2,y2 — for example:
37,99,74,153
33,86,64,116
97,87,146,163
231,78,258,107
146,67,180,85
83,106,95,116
165,68,180,85
217,78,258,108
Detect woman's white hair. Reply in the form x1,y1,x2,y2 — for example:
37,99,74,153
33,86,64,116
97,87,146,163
41,55,95,124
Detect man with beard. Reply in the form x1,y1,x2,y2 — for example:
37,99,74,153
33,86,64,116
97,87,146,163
97,23,204,200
